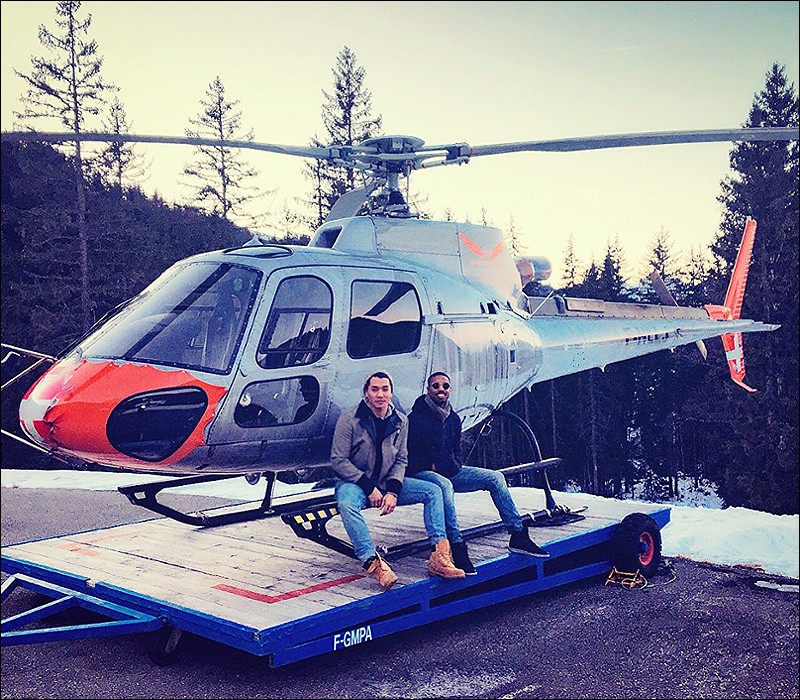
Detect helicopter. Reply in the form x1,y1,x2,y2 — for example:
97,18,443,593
1,127,796,500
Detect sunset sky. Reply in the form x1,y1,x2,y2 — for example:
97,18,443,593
2,1,797,285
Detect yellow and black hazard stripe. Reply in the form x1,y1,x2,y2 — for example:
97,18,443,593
289,505,339,526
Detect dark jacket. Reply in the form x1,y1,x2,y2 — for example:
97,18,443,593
330,400,407,496
406,395,462,477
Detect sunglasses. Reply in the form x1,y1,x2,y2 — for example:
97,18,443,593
431,382,450,390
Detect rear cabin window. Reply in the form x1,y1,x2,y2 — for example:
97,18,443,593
347,281,422,358
257,276,332,368
235,376,320,428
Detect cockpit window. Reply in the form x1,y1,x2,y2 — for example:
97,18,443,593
347,281,422,358
257,276,332,368
78,262,261,374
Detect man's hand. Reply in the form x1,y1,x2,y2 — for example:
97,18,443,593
368,488,383,508
380,492,397,516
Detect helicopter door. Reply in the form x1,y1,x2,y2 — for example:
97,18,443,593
205,271,336,467
335,271,429,415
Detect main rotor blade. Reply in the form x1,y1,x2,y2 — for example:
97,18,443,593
3,126,795,169
468,127,799,157
0,131,333,160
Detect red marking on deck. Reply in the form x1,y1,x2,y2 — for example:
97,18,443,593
214,574,366,603
59,546,101,556
73,529,148,544
59,529,148,555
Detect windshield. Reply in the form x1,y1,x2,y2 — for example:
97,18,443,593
79,262,261,374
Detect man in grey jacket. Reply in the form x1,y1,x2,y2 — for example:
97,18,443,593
331,371,465,591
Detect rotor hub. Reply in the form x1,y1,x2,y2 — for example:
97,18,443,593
358,135,425,153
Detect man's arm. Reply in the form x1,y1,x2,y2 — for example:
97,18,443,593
384,418,408,495
407,410,434,472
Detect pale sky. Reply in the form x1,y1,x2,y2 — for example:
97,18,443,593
1,1,798,286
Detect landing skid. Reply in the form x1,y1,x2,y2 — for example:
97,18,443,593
282,499,543,561
117,472,334,527
116,410,585,553
282,458,587,560
477,409,588,528
529,504,588,527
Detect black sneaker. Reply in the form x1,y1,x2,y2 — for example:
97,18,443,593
450,540,477,575
508,529,550,558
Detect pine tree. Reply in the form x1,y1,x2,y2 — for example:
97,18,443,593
706,63,799,514
681,245,712,306
304,47,382,227
505,215,525,256
183,76,267,227
646,226,675,276
636,225,678,303
598,237,627,301
561,234,581,291
95,97,147,195
628,229,696,501
301,134,328,231
578,258,600,297
13,0,116,331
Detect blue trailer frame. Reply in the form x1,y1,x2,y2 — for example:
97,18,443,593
1,489,669,667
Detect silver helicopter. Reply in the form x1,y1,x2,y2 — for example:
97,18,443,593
0,127,795,497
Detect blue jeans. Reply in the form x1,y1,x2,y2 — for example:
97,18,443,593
335,477,448,564
413,466,524,542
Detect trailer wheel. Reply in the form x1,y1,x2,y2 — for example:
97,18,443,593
610,513,662,578
148,626,184,666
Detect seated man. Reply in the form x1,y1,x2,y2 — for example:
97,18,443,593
330,371,465,591
407,371,550,575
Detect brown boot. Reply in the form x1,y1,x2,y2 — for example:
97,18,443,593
428,539,466,579
363,553,398,591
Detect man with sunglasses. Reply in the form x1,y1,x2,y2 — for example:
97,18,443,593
407,371,550,575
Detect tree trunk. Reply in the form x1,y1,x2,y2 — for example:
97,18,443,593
73,144,91,332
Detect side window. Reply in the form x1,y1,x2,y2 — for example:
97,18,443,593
257,276,332,369
235,376,320,428
347,281,422,359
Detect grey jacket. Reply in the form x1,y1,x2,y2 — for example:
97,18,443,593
330,400,408,496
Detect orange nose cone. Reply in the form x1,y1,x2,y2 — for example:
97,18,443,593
20,357,227,468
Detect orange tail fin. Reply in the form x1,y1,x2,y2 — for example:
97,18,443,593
703,218,758,392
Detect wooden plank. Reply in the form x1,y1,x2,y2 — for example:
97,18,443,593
7,537,370,625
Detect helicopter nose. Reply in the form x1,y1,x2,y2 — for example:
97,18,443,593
19,357,227,467
19,355,80,449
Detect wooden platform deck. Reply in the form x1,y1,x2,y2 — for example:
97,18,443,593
1,487,670,666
